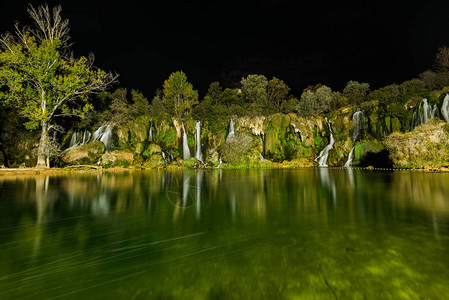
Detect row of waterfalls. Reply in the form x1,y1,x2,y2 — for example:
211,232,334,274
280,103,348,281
66,94,449,168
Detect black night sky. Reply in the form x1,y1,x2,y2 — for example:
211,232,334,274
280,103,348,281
2,0,449,98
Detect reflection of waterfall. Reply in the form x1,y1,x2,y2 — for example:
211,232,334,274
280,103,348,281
68,130,92,149
227,119,235,141
315,118,335,167
411,98,439,130
92,125,113,151
352,109,365,141
441,93,449,123
318,168,337,206
182,123,191,160
92,193,110,215
194,121,202,162
344,147,355,167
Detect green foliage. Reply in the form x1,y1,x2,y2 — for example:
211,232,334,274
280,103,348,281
342,80,370,105
221,88,244,106
398,79,428,103
204,81,223,105
368,84,400,104
297,85,332,116
330,91,349,110
0,4,116,166
162,71,198,117
240,74,268,104
131,90,150,116
281,96,299,114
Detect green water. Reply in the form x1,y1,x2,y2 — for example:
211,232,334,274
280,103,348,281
0,169,448,299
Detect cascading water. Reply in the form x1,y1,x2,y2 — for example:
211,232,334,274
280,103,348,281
411,98,439,130
352,109,365,141
227,119,235,141
441,93,449,123
148,122,153,142
194,121,202,162
344,147,355,167
315,117,335,167
182,123,191,160
92,125,112,151
68,130,91,149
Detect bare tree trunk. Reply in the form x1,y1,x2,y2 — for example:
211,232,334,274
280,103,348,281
36,121,48,167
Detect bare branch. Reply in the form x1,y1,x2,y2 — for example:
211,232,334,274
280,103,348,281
27,4,71,48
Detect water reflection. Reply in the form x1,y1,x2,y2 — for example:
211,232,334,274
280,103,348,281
1,170,449,299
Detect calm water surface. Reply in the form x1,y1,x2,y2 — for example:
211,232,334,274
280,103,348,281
0,169,448,299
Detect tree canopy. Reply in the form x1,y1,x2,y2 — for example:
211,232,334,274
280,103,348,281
162,71,198,117
0,4,117,167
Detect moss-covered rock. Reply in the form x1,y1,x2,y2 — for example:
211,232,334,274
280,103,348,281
61,141,105,165
142,154,165,169
385,119,449,169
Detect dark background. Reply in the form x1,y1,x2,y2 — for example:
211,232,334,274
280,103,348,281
2,0,449,98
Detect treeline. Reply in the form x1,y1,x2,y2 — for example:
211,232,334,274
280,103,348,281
89,46,449,130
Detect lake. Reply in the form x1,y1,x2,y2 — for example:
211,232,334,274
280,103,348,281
0,169,448,299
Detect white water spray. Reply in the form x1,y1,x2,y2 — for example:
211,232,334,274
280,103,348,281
315,118,335,167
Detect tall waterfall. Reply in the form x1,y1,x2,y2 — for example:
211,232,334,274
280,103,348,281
227,119,235,141
352,109,365,141
68,130,92,149
194,121,202,162
411,98,439,130
315,118,335,167
441,93,449,123
92,125,112,151
344,147,355,167
182,123,191,160
148,122,153,142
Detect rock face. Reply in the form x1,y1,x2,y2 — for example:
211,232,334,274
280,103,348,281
61,141,105,165
385,120,449,169
60,98,433,168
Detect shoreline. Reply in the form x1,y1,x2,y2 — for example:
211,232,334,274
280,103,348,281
1,165,449,176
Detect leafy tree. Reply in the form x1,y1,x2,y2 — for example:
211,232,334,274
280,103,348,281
162,71,198,117
281,96,299,114
131,90,150,116
203,81,223,105
221,88,244,106
149,94,167,117
268,77,290,112
297,85,332,116
102,88,131,124
342,80,370,105
368,84,400,104
240,74,268,104
0,4,117,167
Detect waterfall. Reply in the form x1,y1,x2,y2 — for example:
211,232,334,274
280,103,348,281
182,123,191,160
315,118,335,167
68,130,91,149
344,147,355,167
352,109,365,141
148,122,153,142
411,98,438,130
92,125,112,151
194,121,202,162
227,119,235,141
438,94,447,121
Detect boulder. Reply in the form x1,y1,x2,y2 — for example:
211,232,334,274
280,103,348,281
101,151,134,167
61,141,105,165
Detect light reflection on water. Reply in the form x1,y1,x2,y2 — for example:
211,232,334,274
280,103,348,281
0,169,448,299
